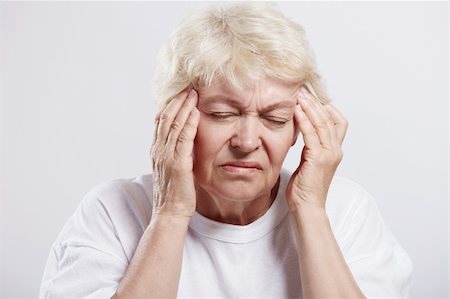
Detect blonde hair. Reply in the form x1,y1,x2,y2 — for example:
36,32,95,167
152,2,329,107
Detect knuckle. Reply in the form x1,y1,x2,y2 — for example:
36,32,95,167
159,113,172,123
171,120,183,131
317,119,328,129
177,131,191,144
150,146,170,165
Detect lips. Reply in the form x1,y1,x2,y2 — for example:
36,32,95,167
220,161,263,173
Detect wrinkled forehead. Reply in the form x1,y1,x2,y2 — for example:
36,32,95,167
197,76,302,106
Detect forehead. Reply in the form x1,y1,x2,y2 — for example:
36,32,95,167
198,76,300,106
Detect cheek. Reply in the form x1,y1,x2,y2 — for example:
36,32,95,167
194,119,230,161
264,128,295,164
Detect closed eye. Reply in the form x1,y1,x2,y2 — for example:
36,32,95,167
207,112,290,127
262,117,290,127
209,112,239,120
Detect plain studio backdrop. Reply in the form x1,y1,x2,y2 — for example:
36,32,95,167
0,2,448,298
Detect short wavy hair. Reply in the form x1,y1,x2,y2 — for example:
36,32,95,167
152,2,329,107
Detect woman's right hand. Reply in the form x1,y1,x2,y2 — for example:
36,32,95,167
150,89,200,219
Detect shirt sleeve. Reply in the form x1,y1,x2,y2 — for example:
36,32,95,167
336,180,414,299
39,188,130,299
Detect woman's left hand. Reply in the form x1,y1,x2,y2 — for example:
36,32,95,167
286,87,348,212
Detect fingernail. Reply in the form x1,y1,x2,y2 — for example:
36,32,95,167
188,89,197,99
298,88,308,104
191,108,199,116
299,88,308,99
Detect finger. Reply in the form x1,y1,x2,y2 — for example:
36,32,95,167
151,114,160,148
156,90,190,148
294,103,321,150
175,107,200,160
167,89,198,147
304,88,342,147
323,106,338,147
298,89,333,150
307,96,339,147
323,104,348,146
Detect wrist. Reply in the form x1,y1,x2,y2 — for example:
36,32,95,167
289,202,330,227
287,196,326,214
150,212,192,230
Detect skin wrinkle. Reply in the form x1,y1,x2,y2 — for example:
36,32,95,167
198,99,296,125
192,77,302,225
197,81,302,132
109,3,370,297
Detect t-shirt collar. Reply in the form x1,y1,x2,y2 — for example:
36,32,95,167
189,169,290,243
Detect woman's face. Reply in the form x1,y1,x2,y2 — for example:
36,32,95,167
193,76,300,202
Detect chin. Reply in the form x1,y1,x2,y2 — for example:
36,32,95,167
210,179,270,201
194,167,278,201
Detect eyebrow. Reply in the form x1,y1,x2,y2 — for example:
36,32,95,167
201,95,295,112
201,95,241,106
262,101,296,112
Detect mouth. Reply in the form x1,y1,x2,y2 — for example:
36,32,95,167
220,161,263,174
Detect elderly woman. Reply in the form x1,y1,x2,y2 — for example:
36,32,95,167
40,3,413,299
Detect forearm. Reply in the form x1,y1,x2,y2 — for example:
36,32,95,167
112,214,190,299
290,206,365,299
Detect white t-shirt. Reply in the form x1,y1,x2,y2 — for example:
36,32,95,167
40,169,413,299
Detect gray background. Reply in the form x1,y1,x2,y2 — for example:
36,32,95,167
0,2,448,298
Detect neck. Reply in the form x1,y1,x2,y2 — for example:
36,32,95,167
195,178,280,225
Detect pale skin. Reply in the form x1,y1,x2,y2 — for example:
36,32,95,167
112,77,366,298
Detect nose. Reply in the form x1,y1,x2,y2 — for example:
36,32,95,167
230,116,261,153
